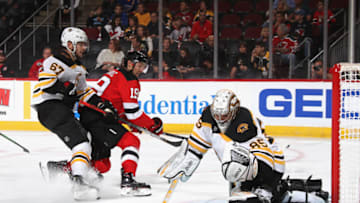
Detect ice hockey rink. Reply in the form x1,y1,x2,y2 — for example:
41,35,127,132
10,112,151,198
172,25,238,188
0,131,331,203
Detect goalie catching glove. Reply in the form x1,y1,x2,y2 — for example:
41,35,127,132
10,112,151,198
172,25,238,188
221,142,258,183
157,140,201,182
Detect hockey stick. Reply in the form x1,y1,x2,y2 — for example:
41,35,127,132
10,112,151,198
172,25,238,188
79,101,183,147
162,132,188,140
0,132,30,153
162,174,183,203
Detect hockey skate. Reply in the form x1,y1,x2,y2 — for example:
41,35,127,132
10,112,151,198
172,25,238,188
39,160,70,182
120,169,151,196
71,175,100,201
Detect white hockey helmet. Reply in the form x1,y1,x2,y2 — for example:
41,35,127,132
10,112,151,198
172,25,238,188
211,89,240,125
60,27,89,56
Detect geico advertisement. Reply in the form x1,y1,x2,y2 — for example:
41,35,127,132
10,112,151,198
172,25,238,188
0,80,332,127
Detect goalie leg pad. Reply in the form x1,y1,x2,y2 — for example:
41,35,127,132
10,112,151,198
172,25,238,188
158,140,201,182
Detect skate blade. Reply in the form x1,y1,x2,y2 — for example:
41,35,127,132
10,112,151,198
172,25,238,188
121,187,151,197
73,187,100,201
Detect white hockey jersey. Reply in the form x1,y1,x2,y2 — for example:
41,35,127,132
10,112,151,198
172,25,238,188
31,52,95,106
188,106,285,175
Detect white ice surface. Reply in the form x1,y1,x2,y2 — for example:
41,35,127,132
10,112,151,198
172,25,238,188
0,131,331,203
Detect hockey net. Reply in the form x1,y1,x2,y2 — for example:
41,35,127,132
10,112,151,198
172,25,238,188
332,63,360,203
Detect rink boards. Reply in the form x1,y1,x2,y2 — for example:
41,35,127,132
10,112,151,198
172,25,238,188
0,79,332,137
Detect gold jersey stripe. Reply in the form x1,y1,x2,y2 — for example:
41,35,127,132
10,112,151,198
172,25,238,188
191,131,212,147
253,147,274,155
73,151,90,161
220,133,232,142
253,152,274,166
202,122,212,128
34,78,56,89
39,72,56,77
80,89,95,101
32,90,44,98
188,140,207,154
70,158,89,166
273,150,284,155
274,159,285,165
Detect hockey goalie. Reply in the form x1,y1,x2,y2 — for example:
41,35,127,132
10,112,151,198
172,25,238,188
158,89,328,203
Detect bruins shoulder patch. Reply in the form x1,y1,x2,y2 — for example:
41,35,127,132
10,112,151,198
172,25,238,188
237,123,249,134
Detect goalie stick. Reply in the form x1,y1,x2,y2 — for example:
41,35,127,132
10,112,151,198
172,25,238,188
0,132,30,153
79,101,185,147
163,173,183,203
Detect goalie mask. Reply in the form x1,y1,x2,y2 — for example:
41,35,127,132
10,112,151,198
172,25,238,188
211,89,240,133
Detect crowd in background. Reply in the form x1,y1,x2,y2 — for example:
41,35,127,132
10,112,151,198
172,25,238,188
0,0,342,79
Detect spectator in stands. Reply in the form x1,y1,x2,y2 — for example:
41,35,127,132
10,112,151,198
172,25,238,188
110,4,128,28
311,60,331,79
129,35,148,54
251,42,270,78
256,27,270,49
273,12,290,34
175,1,193,27
312,1,335,27
176,47,198,79
190,10,212,43
102,0,117,18
163,7,173,33
133,3,150,26
117,0,137,12
200,35,225,78
229,41,253,79
152,37,180,79
272,23,297,78
54,0,80,28
147,12,159,38
28,47,52,79
136,25,153,57
290,9,311,41
5,1,21,31
104,15,124,40
193,0,213,22
293,0,312,22
87,6,108,41
169,16,191,43
0,50,14,78
124,15,138,41
96,39,125,69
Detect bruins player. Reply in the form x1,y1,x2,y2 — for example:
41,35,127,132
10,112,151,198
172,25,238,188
158,89,285,203
32,27,117,200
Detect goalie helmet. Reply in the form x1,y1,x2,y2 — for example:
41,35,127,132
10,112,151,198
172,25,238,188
60,27,89,56
211,89,240,132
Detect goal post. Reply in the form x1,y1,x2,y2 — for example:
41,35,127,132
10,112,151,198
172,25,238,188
332,63,360,203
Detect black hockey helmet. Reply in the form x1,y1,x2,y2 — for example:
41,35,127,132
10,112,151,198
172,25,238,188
124,51,149,73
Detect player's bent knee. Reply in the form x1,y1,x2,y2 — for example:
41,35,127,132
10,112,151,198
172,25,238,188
117,132,140,149
92,158,111,173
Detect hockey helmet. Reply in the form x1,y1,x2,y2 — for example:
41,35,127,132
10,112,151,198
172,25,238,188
211,89,240,125
125,51,149,73
61,27,89,56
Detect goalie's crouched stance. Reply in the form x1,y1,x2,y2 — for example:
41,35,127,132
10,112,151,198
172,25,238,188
158,89,328,203
158,89,284,203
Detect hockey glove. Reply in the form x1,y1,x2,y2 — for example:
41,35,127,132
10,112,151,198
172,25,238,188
97,100,118,123
149,117,163,135
62,82,77,96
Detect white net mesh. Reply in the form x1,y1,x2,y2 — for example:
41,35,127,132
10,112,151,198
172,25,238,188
338,63,360,202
